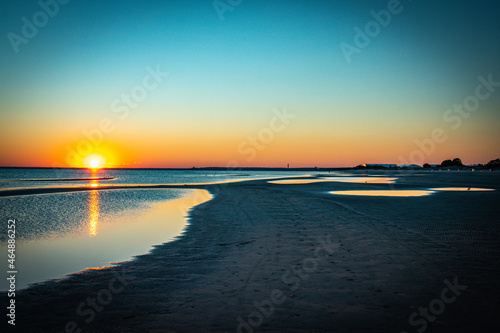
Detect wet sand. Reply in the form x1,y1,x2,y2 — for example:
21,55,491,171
2,172,500,332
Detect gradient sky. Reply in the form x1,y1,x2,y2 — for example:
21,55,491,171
1,0,499,168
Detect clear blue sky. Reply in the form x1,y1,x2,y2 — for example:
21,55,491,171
1,0,499,167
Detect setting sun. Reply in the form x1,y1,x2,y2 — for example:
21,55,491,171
84,154,105,169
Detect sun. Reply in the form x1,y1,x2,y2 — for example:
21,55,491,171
85,154,105,169
90,159,100,169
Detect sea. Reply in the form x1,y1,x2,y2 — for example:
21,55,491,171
0,168,308,290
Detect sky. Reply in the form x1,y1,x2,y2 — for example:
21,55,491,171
1,0,499,168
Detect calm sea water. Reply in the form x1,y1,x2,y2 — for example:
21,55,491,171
0,168,306,189
0,168,308,289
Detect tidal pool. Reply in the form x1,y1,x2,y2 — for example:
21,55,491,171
329,187,495,197
329,190,434,197
269,177,396,185
430,187,494,192
0,189,211,290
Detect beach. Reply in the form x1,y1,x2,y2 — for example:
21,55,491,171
2,171,500,332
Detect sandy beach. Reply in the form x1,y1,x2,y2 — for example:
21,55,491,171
2,171,500,332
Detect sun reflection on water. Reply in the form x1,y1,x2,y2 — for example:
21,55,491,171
88,179,99,237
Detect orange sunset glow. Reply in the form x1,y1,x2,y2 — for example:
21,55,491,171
2,130,497,169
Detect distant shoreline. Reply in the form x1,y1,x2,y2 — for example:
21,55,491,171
0,166,497,171
0,165,496,172
0,166,352,171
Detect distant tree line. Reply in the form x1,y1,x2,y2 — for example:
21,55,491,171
353,158,499,170
423,158,500,169
486,158,500,169
440,158,463,167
